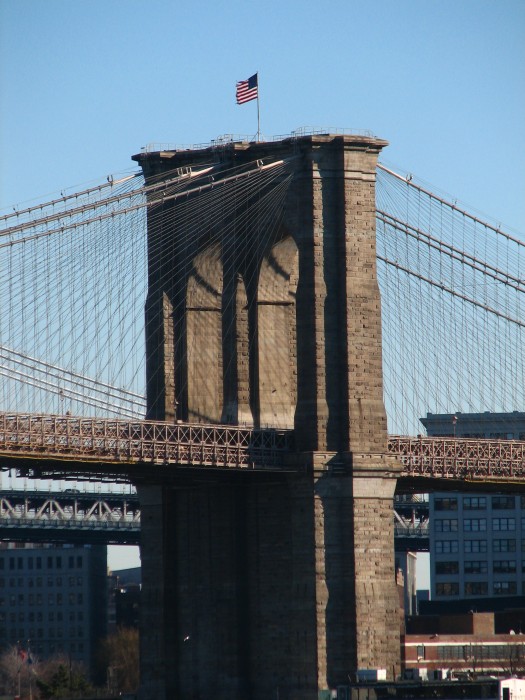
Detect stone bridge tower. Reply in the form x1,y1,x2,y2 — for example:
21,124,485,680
133,133,401,700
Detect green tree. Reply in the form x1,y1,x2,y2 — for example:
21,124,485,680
35,659,92,699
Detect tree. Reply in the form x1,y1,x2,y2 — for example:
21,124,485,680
36,661,91,699
0,645,39,698
99,627,139,695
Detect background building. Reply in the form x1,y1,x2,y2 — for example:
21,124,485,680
405,611,525,676
422,412,525,602
0,543,107,676
108,566,141,633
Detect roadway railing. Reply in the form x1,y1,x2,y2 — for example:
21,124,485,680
390,435,525,482
3,414,525,482
0,413,293,470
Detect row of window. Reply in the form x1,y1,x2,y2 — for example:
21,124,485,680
0,626,85,639
0,555,84,571
435,644,525,660
436,560,519,575
1,634,85,655
436,538,521,553
0,592,84,606
0,610,83,622
435,518,522,532
0,576,84,588
436,581,518,596
435,496,523,511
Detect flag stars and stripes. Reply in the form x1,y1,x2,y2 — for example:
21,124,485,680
236,74,258,104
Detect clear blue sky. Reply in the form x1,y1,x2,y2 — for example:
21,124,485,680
1,0,524,235
0,0,524,578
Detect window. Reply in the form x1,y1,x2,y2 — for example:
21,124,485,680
494,581,517,595
493,539,516,552
436,541,459,554
434,498,458,511
438,644,465,660
464,561,488,574
493,518,516,531
464,519,487,531
435,561,459,575
492,496,515,510
435,519,458,532
463,497,487,510
493,560,517,574
435,582,459,596
464,540,488,553
465,582,488,595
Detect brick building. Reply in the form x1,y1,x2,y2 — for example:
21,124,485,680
405,611,525,676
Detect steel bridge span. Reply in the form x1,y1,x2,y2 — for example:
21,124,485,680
0,486,428,551
0,488,140,544
1,414,525,489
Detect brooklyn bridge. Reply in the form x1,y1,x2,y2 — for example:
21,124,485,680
1,130,524,699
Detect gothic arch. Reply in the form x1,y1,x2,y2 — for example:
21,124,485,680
256,234,298,428
186,243,223,423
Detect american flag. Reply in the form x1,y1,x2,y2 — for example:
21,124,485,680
236,74,258,104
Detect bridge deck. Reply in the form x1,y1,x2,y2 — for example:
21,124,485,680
2,414,525,484
391,435,525,483
0,413,292,472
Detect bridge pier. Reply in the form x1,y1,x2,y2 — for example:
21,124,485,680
137,469,399,700
134,133,401,698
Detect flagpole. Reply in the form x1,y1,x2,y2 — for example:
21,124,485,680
256,72,260,142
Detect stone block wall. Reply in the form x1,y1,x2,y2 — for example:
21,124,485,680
134,134,402,699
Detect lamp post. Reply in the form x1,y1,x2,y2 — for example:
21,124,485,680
452,415,457,438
